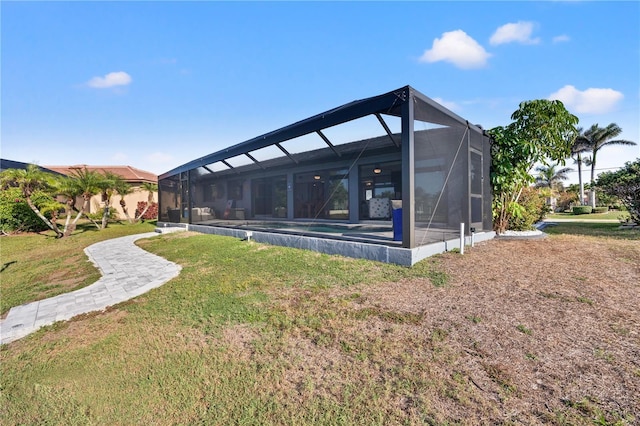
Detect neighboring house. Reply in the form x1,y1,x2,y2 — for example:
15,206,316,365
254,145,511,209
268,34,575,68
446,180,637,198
45,165,158,219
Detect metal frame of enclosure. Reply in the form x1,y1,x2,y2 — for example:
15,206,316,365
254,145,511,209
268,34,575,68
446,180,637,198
158,86,493,261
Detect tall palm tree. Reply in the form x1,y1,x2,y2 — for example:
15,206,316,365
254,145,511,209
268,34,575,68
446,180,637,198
577,123,637,208
0,165,63,237
571,128,592,205
534,163,573,192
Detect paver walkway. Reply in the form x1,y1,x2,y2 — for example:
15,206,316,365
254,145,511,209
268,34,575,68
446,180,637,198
0,230,183,345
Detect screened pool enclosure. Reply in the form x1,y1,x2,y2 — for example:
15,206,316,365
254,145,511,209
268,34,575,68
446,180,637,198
158,86,494,265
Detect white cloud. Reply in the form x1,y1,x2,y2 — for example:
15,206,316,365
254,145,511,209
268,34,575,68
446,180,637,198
548,85,624,114
490,21,540,45
432,97,460,112
552,34,570,43
87,71,132,88
420,30,491,69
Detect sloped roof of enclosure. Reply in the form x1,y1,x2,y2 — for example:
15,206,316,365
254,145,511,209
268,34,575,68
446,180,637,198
159,85,480,180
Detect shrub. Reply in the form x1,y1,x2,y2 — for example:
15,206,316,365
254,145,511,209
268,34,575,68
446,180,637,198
596,159,640,224
507,187,549,231
0,188,54,233
135,201,158,220
593,206,609,214
556,190,578,212
87,207,118,222
573,206,593,215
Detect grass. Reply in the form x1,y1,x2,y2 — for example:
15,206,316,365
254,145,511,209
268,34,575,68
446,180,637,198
0,221,156,315
1,230,455,425
543,222,639,240
1,223,638,424
546,211,629,221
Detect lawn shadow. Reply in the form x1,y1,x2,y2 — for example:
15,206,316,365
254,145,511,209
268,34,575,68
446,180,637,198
1,260,17,273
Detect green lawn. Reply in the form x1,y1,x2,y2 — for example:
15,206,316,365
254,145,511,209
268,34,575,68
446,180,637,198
546,210,629,221
543,221,639,240
0,221,156,315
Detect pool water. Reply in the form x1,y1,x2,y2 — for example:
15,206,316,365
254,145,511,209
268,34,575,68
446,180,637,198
249,222,391,234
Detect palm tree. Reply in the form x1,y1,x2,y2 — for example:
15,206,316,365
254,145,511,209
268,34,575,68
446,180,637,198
55,175,81,236
113,178,134,223
577,123,637,208
97,171,126,229
0,165,64,237
134,182,158,222
535,163,573,192
63,167,104,236
571,128,592,205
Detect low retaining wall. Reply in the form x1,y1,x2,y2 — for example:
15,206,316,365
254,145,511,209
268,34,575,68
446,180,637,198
157,222,495,267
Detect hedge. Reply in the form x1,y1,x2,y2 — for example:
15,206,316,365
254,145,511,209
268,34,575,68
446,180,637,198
593,206,609,214
572,206,593,215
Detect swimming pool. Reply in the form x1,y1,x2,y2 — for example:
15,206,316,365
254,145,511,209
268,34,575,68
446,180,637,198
243,222,392,235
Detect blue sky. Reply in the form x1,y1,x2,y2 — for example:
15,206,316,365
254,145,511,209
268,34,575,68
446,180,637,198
2,1,638,184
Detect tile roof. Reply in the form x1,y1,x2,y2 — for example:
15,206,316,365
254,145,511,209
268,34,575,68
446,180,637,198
44,165,157,183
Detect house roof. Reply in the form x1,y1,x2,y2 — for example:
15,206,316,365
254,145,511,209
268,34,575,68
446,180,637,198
159,85,483,180
44,165,157,183
0,159,65,175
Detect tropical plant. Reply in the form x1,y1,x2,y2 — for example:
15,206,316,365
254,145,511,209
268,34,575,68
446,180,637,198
488,99,579,233
576,123,637,208
135,201,158,220
97,171,127,229
0,165,64,237
555,184,579,211
0,188,59,234
55,175,82,236
596,158,640,224
63,167,105,236
113,179,134,223
134,182,158,222
507,186,551,231
534,163,573,192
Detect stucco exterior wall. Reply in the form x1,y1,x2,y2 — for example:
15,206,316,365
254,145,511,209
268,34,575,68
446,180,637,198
83,185,158,219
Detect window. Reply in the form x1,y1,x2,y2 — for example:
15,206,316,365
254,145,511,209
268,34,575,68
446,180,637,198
203,182,224,201
294,169,349,219
228,180,243,200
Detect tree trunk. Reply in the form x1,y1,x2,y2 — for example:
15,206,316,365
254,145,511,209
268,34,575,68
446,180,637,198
120,198,133,223
101,199,110,229
590,151,597,208
62,198,76,237
64,197,96,237
135,192,155,222
135,204,151,222
577,154,585,205
25,196,63,238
